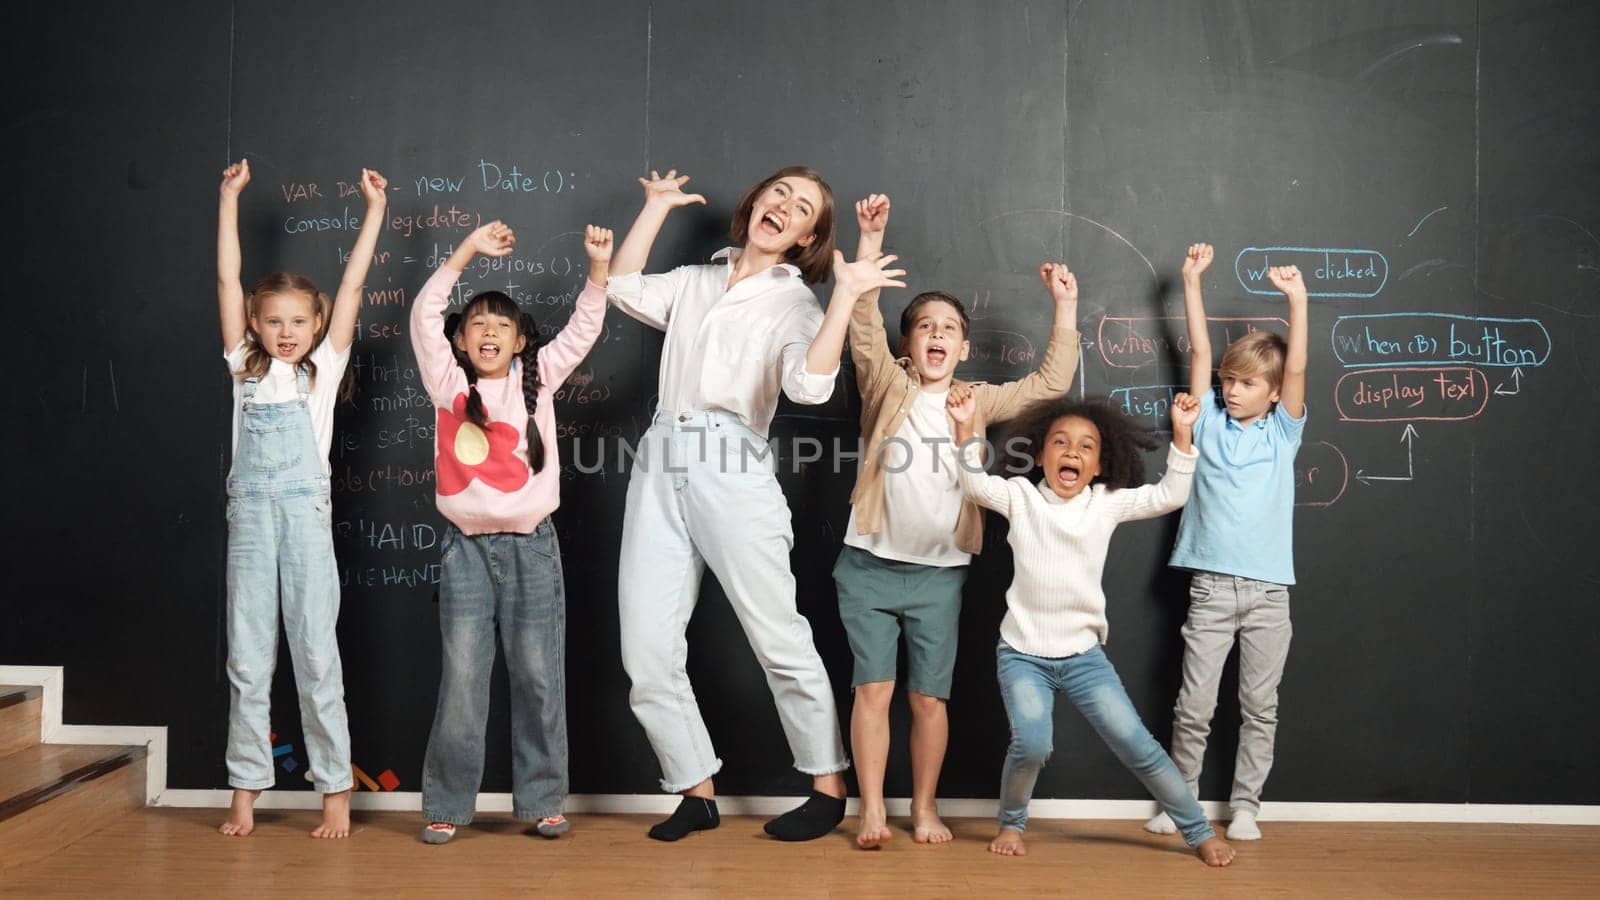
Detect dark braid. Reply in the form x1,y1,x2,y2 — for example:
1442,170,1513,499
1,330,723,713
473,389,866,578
518,312,546,473
442,297,545,473
443,311,492,434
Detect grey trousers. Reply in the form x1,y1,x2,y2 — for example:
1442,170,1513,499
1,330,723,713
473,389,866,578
1168,572,1293,816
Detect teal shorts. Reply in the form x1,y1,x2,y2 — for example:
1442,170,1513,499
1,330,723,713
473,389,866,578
832,545,968,699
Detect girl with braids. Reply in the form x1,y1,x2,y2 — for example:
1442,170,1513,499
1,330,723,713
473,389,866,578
216,159,387,840
409,220,612,844
946,389,1236,867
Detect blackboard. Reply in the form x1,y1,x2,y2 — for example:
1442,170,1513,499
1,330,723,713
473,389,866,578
4,0,1597,807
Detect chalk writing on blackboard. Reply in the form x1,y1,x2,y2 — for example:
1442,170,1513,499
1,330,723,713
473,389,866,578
1331,313,1550,368
1235,246,1388,299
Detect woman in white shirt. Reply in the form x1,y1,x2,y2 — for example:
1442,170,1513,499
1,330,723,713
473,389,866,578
606,167,877,843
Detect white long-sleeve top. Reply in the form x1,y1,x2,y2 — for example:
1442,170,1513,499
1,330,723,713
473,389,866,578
606,247,838,438
956,441,1199,658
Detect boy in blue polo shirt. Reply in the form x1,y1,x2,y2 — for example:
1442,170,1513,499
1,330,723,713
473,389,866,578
1145,244,1308,842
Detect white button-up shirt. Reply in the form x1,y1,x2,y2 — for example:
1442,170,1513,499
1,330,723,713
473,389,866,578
607,247,839,437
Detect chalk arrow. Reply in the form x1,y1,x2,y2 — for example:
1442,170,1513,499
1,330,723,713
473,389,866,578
1494,366,1524,396
1355,424,1418,485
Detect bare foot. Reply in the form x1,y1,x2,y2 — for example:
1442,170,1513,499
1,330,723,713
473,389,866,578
311,789,351,839
1196,836,1235,867
218,788,260,836
911,805,952,844
988,827,1027,856
856,805,892,850
813,771,847,800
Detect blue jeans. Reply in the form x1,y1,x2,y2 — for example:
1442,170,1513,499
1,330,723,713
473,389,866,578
996,641,1214,846
225,372,352,794
421,520,568,824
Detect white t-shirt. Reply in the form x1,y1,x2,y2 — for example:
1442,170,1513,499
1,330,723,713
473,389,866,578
224,340,350,476
844,389,971,567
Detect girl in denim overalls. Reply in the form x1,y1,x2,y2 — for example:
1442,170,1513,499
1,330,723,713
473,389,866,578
215,160,387,839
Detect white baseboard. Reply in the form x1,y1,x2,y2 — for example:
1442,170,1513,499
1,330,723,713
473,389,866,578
0,665,169,808
152,789,1600,825
6,666,1596,827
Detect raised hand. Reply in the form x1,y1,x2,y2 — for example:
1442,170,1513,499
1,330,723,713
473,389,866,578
947,384,977,425
1268,264,1308,302
584,225,614,264
358,168,389,207
832,250,907,300
1038,262,1078,306
856,193,891,235
465,221,517,258
638,168,706,209
1170,391,1201,432
220,159,251,197
1182,243,1214,280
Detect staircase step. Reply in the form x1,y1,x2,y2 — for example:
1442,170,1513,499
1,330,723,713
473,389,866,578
0,685,43,756
0,743,147,872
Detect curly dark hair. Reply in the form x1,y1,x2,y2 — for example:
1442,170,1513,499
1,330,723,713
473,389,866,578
1006,396,1162,490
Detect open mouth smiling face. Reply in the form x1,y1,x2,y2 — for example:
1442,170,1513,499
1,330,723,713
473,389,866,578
903,301,970,383
456,310,526,378
1038,415,1102,500
746,176,824,254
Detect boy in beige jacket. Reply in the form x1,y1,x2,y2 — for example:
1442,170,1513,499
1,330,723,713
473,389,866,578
837,194,1081,848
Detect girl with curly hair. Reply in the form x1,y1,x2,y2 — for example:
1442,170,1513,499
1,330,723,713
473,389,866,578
947,389,1234,867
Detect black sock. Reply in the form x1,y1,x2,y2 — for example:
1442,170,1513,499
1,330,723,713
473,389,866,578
763,790,846,841
648,797,720,842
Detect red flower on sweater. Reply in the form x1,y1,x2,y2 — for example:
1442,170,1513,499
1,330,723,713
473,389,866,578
435,393,528,496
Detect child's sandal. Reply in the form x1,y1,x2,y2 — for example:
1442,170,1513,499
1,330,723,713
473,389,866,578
420,822,456,844
534,815,570,838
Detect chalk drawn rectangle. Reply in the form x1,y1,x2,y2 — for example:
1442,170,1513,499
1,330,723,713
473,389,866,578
1108,383,1189,430
1097,316,1286,369
1334,367,1488,422
1235,246,1389,299
1330,312,1551,368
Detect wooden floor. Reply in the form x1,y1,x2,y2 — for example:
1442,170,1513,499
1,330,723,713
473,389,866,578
3,808,1598,897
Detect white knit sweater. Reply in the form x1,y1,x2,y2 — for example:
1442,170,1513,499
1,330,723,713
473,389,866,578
956,441,1198,658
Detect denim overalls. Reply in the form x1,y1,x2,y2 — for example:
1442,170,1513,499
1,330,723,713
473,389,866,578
224,368,352,794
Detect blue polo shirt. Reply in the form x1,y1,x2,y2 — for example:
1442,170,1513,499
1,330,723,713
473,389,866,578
1169,399,1306,585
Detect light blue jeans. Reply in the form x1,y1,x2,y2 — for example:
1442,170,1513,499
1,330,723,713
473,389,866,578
421,520,568,824
618,410,847,792
997,641,1214,846
225,372,352,794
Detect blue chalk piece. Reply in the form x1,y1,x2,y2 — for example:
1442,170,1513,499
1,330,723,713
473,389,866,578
273,744,294,758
